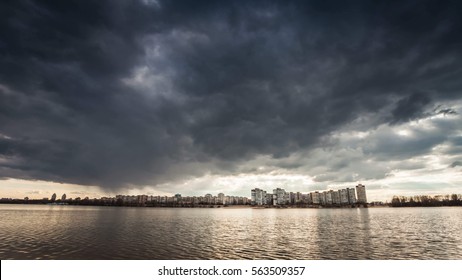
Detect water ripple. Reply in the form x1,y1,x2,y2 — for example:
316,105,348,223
0,205,461,259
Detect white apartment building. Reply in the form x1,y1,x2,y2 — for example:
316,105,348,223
319,192,326,205
273,188,287,205
325,191,333,205
217,193,225,204
347,188,356,204
331,190,340,204
311,191,320,204
251,188,267,205
339,189,349,204
356,184,367,204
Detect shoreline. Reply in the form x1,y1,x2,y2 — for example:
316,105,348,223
1,201,371,208
2,201,462,209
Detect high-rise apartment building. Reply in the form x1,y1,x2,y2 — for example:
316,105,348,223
251,188,267,205
273,188,286,205
331,190,340,204
347,188,356,204
356,184,367,204
217,193,225,204
319,192,326,205
204,194,212,204
339,189,349,204
311,191,320,204
266,193,273,205
325,191,333,205
296,192,303,204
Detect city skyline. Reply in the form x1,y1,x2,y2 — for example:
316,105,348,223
2,184,370,206
3,179,456,204
1,1,462,202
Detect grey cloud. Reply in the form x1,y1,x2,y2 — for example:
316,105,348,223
1,0,462,191
361,184,389,191
389,92,432,125
363,130,446,160
313,174,336,183
25,190,44,194
435,107,457,116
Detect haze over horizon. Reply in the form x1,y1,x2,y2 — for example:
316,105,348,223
1,0,462,202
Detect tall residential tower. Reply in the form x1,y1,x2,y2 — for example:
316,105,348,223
251,188,267,205
356,184,367,204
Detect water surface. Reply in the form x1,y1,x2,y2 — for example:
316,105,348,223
0,205,461,259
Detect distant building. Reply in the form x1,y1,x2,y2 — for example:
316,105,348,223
251,188,267,205
339,189,349,204
325,191,333,205
356,184,367,204
347,188,356,204
265,193,273,205
295,192,303,204
204,194,212,204
51,193,57,202
217,193,225,204
330,190,340,204
289,192,296,204
273,188,286,205
319,192,326,205
283,192,290,205
311,191,320,204
228,196,237,205
305,193,312,204
61,194,67,201
138,195,148,205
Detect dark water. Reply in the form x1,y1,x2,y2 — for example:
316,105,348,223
0,205,461,259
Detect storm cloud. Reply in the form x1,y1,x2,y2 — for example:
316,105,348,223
1,0,462,195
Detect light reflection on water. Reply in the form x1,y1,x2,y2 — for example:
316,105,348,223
0,205,461,259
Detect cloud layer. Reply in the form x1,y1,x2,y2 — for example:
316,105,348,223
1,0,462,197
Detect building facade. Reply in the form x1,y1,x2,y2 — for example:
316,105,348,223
311,191,320,204
347,188,356,204
251,188,267,205
273,188,287,205
356,184,367,204
339,189,349,204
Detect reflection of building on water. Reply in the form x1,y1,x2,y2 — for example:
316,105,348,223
251,184,367,207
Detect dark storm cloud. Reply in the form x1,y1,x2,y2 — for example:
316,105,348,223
1,0,462,189
389,92,432,125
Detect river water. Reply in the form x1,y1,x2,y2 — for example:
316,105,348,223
0,205,461,259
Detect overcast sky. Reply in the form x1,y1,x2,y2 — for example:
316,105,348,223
1,0,462,201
